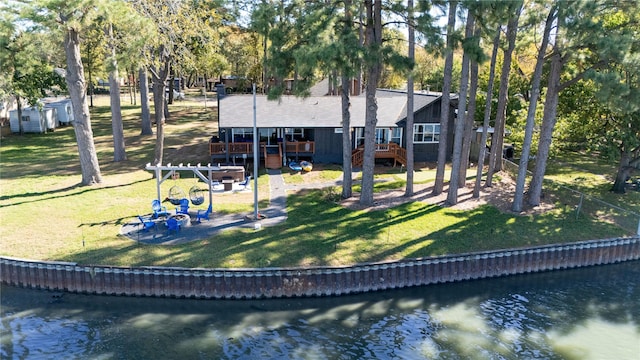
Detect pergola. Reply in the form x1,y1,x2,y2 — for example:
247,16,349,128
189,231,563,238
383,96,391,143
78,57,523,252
145,163,245,208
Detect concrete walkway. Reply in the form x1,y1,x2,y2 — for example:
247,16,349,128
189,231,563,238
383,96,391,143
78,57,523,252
120,169,289,245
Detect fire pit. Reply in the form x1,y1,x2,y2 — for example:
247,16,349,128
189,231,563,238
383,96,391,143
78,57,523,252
168,213,191,228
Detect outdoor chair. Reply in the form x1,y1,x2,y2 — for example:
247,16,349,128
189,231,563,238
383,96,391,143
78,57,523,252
166,217,180,233
196,204,212,223
152,199,169,218
176,198,190,215
137,215,156,232
238,176,251,190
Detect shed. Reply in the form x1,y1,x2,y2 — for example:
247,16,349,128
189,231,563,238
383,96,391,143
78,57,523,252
9,107,56,133
45,99,74,125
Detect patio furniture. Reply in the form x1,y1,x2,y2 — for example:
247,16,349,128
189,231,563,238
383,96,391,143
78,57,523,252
167,185,186,205
166,217,181,233
196,204,212,223
152,199,169,218
238,176,251,190
137,215,156,232
176,198,189,215
189,185,205,205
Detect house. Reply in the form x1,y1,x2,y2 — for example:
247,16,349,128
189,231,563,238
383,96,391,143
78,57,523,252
9,106,56,133
213,89,456,169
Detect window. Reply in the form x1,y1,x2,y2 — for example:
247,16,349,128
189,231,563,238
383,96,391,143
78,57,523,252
354,128,402,147
21,115,31,122
232,128,254,142
413,123,440,143
354,128,368,147
259,128,278,145
284,128,304,141
375,128,387,144
390,128,402,146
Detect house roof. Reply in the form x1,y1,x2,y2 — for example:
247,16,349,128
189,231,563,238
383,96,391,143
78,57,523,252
218,90,443,129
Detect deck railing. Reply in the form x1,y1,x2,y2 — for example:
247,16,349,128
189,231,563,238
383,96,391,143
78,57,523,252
284,141,315,155
210,142,268,155
352,143,406,167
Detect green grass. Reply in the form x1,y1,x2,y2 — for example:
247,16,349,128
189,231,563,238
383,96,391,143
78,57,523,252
0,94,634,268
544,152,640,214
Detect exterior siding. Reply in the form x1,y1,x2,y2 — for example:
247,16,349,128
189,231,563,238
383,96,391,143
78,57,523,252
313,128,344,163
402,98,455,163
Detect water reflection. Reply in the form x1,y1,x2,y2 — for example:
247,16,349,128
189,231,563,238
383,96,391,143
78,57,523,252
2,261,639,359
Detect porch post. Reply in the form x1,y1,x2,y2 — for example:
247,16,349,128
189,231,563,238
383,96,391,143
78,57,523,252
282,129,287,166
224,129,229,165
155,167,162,203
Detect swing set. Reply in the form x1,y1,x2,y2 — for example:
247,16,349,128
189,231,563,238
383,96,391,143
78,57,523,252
145,163,234,209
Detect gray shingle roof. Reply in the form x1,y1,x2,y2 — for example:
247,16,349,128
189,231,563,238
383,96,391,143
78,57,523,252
218,90,443,128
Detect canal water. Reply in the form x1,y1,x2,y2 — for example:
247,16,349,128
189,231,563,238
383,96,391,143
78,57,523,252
1,261,639,359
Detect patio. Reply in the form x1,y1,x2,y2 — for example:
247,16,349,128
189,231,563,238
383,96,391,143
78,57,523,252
119,169,287,245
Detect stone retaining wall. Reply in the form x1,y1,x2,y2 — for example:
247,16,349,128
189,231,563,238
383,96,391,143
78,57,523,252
2,236,639,299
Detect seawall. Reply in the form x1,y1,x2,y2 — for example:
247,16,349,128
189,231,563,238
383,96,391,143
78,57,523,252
2,236,638,299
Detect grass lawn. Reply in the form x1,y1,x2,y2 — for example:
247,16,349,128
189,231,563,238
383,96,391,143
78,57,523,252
0,94,635,268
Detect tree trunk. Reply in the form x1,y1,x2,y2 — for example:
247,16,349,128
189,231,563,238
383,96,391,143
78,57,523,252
446,10,473,206
108,24,126,162
64,28,102,185
473,26,501,198
433,0,457,196
129,68,136,105
360,0,382,207
355,1,364,96
459,23,480,189
405,0,415,197
341,0,355,200
109,71,126,161
152,79,166,166
528,48,562,206
341,73,353,199
150,46,171,166
168,67,175,105
16,95,23,135
486,2,522,186
139,67,153,135
87,54,94,108
612,151,634,194
512,5,555,212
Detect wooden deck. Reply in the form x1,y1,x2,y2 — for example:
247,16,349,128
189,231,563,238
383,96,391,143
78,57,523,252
210,142,265,156
284,141,315,155
352,143,407,167
210,141,316,156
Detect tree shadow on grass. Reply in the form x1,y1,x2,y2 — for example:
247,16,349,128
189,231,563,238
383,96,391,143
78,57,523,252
0,177,151,207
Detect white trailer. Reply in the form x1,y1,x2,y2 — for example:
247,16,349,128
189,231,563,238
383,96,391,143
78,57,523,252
9,107,56,133
45,99,74,125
